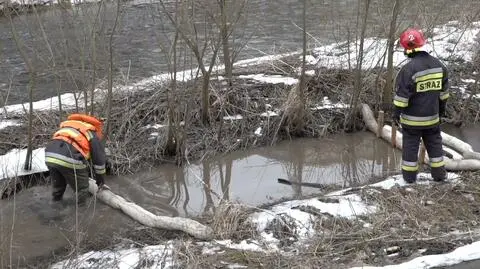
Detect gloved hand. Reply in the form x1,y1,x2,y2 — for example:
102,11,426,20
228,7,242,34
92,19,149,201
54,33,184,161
439,101,446,118
95,174,105,188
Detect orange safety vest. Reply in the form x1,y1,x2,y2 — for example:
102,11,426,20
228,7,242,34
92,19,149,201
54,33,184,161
67,113,104,140
53,120,96,159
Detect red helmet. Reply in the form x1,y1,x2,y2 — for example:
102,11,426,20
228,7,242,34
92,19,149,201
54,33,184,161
399,28,426,50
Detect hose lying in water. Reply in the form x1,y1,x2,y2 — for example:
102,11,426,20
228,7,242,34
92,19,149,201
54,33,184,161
361,104,480,171
88,179,213,240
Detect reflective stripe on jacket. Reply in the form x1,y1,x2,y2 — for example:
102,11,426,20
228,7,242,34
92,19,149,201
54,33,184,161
393,52,449,129
46,120,106,175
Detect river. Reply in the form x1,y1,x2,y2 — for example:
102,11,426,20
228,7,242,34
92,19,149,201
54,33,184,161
1,0,480,104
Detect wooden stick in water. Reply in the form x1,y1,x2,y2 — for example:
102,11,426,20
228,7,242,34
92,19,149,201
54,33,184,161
376,111,385,137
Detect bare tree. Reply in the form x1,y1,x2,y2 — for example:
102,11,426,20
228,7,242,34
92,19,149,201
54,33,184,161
104,0,122,138
160,0,221,125
344,0,371,130
382,0,401,109
6,7,36,170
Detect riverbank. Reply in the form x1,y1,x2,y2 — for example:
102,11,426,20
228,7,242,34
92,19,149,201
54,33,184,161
1,21,480,174
1,19,480,269
40,170,480,269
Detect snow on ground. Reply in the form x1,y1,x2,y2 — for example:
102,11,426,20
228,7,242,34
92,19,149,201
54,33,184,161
47,170,480,269
2,20,477,117
313,21,480,70
0,18,478,268
312,96,350,110
0,119,21,130
350,241,480,269
250,193,376,237
6,0,100,7
239,74,298,86
0,92,87,116
50,242,176,269
223,115,244,121
327,172,460,197
0,147,48,180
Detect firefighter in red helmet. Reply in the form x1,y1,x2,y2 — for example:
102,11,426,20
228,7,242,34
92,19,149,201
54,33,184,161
393,28,449,183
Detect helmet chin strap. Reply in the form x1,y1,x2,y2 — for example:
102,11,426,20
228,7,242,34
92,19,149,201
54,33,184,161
404,47,426,56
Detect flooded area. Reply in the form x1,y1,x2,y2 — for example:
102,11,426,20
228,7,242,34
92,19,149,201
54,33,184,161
0,130,401,265
0,125,479,266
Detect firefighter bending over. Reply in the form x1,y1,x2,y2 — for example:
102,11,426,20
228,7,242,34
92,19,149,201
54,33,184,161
44,114,106,204
393,28,449,183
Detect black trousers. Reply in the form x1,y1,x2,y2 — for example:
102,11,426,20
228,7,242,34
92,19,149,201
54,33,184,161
47,165,91,204
402,125,447,183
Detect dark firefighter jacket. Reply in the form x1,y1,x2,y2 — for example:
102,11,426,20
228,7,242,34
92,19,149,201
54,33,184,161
393,51,449,129
45,121,106,179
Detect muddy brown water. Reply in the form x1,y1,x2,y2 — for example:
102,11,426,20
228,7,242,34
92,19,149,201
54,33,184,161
1,131,403,266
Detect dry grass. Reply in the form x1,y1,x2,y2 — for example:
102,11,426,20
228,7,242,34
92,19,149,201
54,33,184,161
208,202,256,240
0,52,477,176
171,172,480,268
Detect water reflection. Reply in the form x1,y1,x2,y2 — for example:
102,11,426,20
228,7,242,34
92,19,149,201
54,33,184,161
109,131,402,218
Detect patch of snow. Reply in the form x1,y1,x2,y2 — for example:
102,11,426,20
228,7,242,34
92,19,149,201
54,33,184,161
260,111,278,117
201,245,223,255
223,115,244,121
4,20,476,118
144,124,166,129
0,93,85,115
7,0,99,6
313,21,480,70
226,263,249,269
461,78,476,84
304,55,318,65
349,241,480,269
150,132,159,137
0,119,21,130
327,172,460,197
305,70,315,76
235,50,298,67
50,242,175,269
311,102,349,110
0,148,48,181
198,237,279,255
254,127,262,136
249,194,376,238
239,74,298,86
214,239,266,252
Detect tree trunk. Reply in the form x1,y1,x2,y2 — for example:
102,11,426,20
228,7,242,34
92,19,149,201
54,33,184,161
104,0,121,138
219,0,232,85
345,0,371,130
7,6,36,171
382,0,401,106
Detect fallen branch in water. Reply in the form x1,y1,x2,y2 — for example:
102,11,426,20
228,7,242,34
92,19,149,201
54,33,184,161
277,178,329,189
87,179,213,240
361,104,480,171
